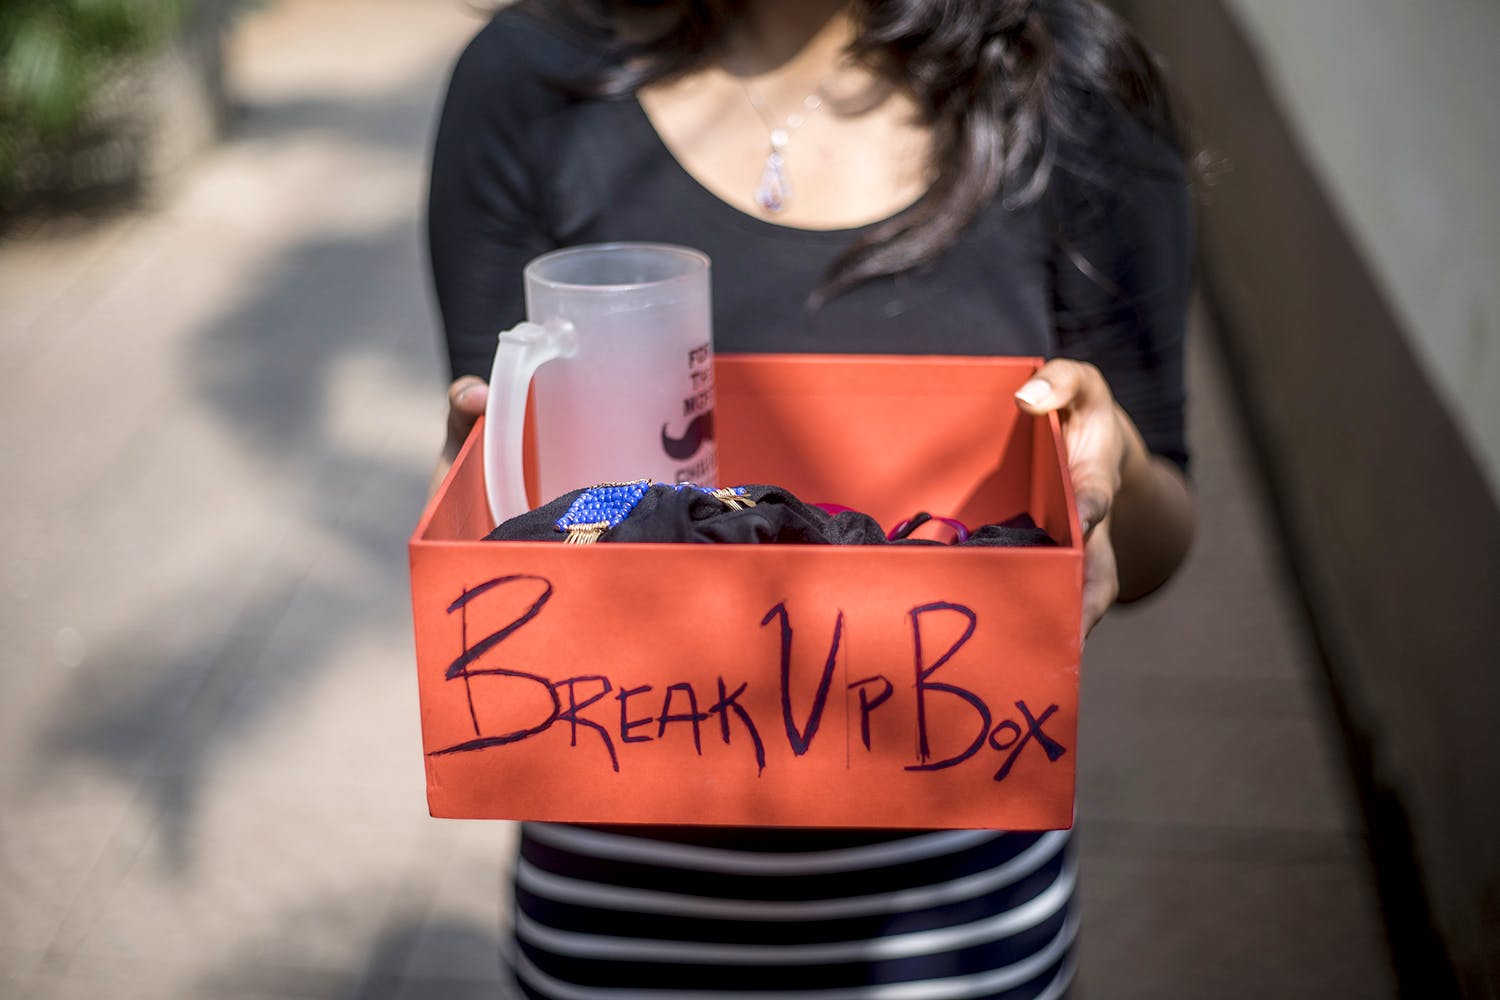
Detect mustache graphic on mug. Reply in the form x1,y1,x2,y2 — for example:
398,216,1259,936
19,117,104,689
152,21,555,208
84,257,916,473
661,410,716,460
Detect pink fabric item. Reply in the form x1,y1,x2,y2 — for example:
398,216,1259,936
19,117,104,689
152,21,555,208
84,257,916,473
888,514,971,543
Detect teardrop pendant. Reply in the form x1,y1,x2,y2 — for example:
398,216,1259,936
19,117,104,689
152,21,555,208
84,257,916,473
754,150,790,214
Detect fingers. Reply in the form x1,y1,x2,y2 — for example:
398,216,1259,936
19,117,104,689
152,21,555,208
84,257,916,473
1016,360,1125,630
1016,361,1123,533
448,375,488,418
445,376,489,451
431,376,490,501
1013,358,1106,416
1081,519,1119,636
1073,486,1112,539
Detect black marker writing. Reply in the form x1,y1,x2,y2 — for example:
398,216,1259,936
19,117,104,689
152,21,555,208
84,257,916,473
708,677,766,775
430,580,1066,784
848,675,894,752
764,602,844,756
906,601,991,771
989,700,1067,782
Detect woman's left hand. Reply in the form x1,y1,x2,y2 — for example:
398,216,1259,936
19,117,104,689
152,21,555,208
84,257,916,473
1014,358,1191,637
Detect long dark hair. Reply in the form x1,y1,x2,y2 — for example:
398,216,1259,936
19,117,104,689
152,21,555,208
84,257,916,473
539,0,1182,304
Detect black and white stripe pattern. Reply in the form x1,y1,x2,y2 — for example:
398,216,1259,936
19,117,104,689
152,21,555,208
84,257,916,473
505,824,1076,999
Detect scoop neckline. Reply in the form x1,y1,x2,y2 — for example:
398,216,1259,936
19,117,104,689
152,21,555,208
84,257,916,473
626,95,929,242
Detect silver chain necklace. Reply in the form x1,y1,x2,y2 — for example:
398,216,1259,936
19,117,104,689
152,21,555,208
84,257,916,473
739,79,826,214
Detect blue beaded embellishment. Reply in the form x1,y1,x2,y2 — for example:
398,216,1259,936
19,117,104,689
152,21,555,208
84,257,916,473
555,479,650,544
554,481,753,543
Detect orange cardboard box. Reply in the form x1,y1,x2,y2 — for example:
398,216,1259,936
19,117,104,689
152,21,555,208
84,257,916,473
409,354,1082,830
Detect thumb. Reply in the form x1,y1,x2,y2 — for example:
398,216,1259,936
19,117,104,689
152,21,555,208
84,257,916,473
449,375,488,417
1013,359,1100,416
445,376,489,452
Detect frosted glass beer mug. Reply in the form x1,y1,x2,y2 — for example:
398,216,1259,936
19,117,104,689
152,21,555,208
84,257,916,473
484,243,716,524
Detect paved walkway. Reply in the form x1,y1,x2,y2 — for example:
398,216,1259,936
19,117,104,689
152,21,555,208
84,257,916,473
0,1,1395,997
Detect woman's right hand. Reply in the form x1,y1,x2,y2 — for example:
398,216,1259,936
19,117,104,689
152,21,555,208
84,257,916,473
429,375,489,499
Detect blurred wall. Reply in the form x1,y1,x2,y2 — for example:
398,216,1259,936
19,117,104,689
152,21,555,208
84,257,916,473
1221,0,1500,505
1113,1,1500,996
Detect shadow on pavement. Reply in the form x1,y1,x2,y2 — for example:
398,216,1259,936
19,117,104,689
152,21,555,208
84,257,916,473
34,67,446,871
195,912,507,1000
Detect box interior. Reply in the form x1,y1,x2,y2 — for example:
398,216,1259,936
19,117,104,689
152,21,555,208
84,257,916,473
419,354,1076,548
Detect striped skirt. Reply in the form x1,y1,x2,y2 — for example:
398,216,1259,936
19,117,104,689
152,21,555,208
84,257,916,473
504,823,1076,999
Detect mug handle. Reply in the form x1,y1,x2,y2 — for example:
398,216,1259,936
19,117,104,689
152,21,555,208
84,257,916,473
484,319,578,525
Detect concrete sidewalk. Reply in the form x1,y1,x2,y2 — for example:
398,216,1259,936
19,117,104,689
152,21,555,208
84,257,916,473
0,0,1395,996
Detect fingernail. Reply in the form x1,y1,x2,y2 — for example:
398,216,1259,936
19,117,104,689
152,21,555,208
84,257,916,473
1015,378,1053,407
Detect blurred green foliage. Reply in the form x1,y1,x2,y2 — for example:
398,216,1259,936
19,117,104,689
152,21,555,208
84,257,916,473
1,0,190,195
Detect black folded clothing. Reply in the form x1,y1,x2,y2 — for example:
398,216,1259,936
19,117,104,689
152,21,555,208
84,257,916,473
484,483,1055,548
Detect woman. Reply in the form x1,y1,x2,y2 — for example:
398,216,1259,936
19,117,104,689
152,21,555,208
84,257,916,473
428,1,1196,995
